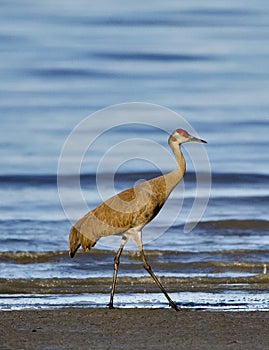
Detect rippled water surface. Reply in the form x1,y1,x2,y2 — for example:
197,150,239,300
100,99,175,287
1,0,269,311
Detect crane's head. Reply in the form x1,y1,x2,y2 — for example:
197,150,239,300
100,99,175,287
170,128,207,145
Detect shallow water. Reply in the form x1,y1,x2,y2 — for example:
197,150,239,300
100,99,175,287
1,0,269,311
1,291,269,312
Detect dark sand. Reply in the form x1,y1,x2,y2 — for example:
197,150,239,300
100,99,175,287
1,308,268,350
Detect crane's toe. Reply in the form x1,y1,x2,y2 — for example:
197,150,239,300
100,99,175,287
169,302,182,312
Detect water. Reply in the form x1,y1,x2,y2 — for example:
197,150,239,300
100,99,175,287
1,291,269,312
1,0,269,311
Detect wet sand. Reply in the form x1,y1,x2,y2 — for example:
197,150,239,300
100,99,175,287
1,308,268,349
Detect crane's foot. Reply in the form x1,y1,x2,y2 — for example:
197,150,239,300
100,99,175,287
169,301,182,312
107,302,115,309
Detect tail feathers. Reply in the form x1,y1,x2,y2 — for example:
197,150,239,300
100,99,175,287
68,226,96,258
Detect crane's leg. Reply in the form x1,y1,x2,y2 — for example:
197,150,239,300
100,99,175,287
132,231,180,311
139,248,180,311
107,236,127,309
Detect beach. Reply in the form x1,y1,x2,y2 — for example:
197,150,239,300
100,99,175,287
1,308,269,349
1,1,269,350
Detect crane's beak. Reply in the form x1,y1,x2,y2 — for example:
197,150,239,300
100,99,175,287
189,135,207,144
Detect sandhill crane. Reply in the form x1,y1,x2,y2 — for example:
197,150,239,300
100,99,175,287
69,129,206,311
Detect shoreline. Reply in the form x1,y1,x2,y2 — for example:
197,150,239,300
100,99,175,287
2,274,269,294
1,308,269,349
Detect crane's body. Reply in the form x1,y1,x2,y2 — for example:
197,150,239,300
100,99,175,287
69,129,206,311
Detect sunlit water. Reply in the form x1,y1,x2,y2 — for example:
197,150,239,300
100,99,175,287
1,0,269,311
1,291,269,312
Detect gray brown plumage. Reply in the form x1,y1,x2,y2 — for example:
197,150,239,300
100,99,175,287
69,129,206,311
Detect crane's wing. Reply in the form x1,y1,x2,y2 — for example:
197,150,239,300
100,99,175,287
69,175,168,256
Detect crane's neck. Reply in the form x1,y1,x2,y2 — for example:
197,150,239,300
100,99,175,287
164,137,186,195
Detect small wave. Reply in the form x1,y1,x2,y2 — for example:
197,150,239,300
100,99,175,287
93,51,214,62
0,249,122,264
1,248,269,264
0,251,68,263
211,172,269,185
1,274,269,295
0,174,57,187
196,219,269,230
1,172,267,187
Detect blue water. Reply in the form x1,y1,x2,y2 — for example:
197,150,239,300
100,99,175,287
1,0,269,311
